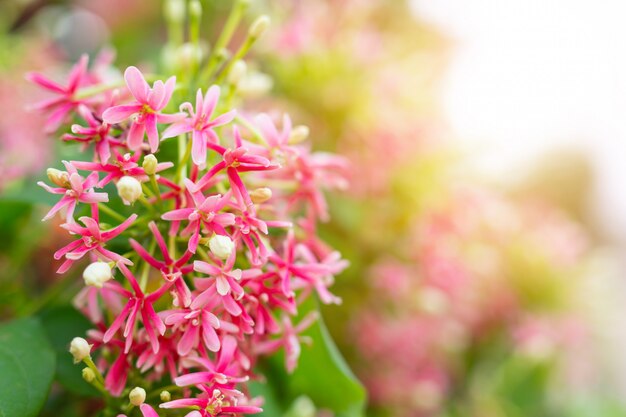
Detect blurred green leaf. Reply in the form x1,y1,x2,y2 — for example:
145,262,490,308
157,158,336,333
39,306,99,397
0,317,56,417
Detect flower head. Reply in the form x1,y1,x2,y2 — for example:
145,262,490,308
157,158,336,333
103,66,181,152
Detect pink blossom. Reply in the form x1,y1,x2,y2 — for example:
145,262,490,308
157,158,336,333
102,263,170,354
161,179,235,253
174,336,248,387
72,151,173,187
102,66,181,152
255,312,318,373
26,54,89,132
130,221,194,307
192,127,278,209
62,104,125,163
38,161,109,222
162,86,237,166
161,306,221,355
54,211,137,273
160,387,262,417
192,253,262,318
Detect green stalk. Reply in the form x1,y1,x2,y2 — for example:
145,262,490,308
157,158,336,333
199,0,249,84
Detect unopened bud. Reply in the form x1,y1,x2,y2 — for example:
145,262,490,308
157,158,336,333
47,168,70,188
164,0,185,23
289,125,310,144
69,337,92,364
249,15,270,39
176,43,203,69
189,0,202,20
142,154,158,175
250,187,272,204
116,176,142,205
129,387,146,406
160,390,171,402
228,60,247,86
238,71,273,98
82,367,95,383
208,234,235,259
83,262,112,288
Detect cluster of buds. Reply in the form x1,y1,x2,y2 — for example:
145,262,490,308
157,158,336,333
29,3,349,415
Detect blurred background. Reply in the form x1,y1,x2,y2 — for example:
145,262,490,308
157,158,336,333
1,0,626,416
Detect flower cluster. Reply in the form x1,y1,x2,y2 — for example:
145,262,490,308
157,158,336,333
30,34,348,416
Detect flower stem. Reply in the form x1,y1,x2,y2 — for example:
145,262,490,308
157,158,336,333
199,0,248,84
98,203,128,223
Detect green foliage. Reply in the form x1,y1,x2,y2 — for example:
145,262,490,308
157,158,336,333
0,317,56,417
39,306,99,397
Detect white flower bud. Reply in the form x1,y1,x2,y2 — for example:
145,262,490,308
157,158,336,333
160,390,171,402
208,234,235,259
176,43,203,70
82,367,95,382
189,0,202,20
228,60,247,86
289,125,310,144
238,71,273,98
83,262,112,288
250,187,272,204
164,0,185,23
47,168,70,188
249,15,270,39
142,154,158,176
129,387,146,406
116,176,142,205
69,337,92,364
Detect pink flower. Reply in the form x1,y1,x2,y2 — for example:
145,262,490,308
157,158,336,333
102,263,171,354
72,151,173,187
26,54,89,132
268,230,344,302
162,86,237,166
161,386,262,417
255,312,318,373
161,306,221,355
192,127,278,209
104,352,130,396
62,104,125,163
102,66,181,152
38,161,109,222
54,211,137,273
191,253,262,317
174,336,248,387
161,179,235,253
130,221,194,307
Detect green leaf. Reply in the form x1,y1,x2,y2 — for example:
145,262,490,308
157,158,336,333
39,306,99,397
0,317,56,417
259,298,367,417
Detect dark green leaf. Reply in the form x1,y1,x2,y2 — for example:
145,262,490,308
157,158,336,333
0,317,56,417
39,306,99,397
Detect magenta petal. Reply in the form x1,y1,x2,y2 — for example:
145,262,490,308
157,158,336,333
102,104,142,124
139,404,160,417
162,121,191,139
127,122,146,150
124,66,150,102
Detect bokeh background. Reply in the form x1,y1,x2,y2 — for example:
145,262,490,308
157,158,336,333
2,0,626,416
